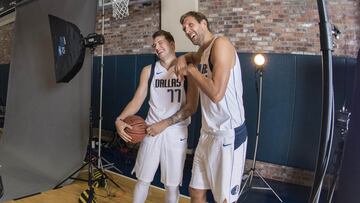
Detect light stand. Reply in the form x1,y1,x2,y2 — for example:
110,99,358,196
239,54,283,202
48,13,124,202
96,0,123,176
97,0,106,170
53,36,124,203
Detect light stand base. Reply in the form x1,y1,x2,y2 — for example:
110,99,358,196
240,168,283,202
54,156,125,192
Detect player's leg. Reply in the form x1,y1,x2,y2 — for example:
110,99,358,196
160,126,187,201
189,187,206,203
228,124,247,203
210,124,247,203
189,131,211,203
133,180,150,203
132,135,162,202
223,138,247,203
165,185,179,203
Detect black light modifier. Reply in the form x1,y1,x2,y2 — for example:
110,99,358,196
48,15,104,83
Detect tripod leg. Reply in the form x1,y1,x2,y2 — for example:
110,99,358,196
240,169,253,195
254,170,283,202
101,157,123,174
93,164,125,191
102,173,124,191
54,161,89,189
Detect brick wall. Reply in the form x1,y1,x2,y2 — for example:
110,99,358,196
199,0,321,54
94,2,160,56
0,0,359,60
95,0,359,57
0,22,14,64
199,0,359,57
244,160,332,187
328,0,360,57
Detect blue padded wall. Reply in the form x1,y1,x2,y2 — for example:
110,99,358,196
288,55,323,169
93,55,135,130
92,54,157,129
81,53,357,170
1,54,356,171
254,54,297,165
133,54,158,117
113,55,138,120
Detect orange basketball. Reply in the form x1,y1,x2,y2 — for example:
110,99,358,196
123,115,147,143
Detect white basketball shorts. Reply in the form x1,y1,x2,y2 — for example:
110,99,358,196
132,126,188,186
189,124,248,203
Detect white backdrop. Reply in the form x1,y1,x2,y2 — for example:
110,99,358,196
0,0,96,200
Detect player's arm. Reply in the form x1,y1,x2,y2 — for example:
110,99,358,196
115,65,151,142
187,37,235,103
177,52,197,64
174,52,198,81
166,77,198,125
146,77,199,136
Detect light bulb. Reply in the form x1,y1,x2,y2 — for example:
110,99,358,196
254,54,265,66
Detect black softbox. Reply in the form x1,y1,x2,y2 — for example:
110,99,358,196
48,15,85,83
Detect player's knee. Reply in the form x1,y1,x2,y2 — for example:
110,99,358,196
189,187,206,201
136,179,150,187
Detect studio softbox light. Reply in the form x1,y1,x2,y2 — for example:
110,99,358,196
48,15,85,83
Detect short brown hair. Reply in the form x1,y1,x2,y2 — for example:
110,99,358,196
152,30,175,43
180,11,210,31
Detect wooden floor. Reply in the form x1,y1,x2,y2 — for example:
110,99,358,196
4,171,190,203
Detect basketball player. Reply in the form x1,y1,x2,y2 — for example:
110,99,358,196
115,30,198,203
175,11,248,203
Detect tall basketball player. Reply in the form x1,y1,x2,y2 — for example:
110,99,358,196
115,30,198,203
175,11,248,203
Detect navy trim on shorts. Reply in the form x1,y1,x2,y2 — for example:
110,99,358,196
234,123,247,150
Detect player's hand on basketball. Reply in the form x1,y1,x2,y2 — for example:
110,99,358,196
146,120,168,136
115,117,133,142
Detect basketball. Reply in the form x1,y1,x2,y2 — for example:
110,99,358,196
123,115,147,143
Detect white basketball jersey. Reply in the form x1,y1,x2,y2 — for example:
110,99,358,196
197,37,245,131
146,61,190,127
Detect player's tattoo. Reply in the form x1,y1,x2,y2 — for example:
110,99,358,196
166,105,192,125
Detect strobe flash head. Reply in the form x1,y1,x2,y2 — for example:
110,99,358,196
83,33,105,49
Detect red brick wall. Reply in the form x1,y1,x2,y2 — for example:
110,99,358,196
0,1,359,61
198,0,359,57
328,0,360,57
244,160,332,187
94,0,359,57
94,3,160,56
